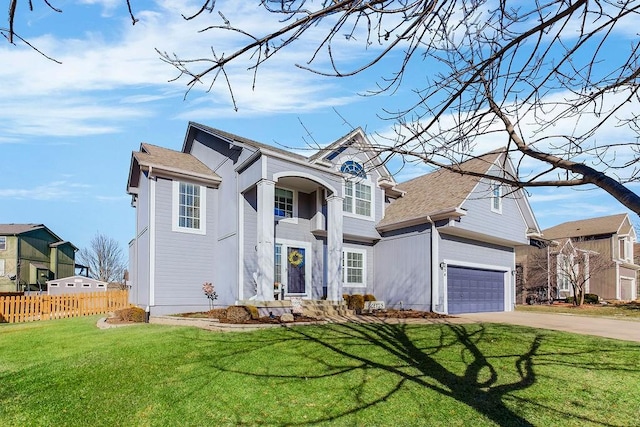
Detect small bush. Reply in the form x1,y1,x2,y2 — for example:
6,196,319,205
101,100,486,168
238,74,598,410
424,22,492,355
584,293,599,304
114,306,146,323
565,296,575,304
342,294,350,304
226,305,251,323
363,294,376,302
349,294,365,313
245,305,260,320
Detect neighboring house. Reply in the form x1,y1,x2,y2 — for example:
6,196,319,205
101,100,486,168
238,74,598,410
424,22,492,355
127,122,540,316
0,224,77,292
46,275,107,295
516,213,639,301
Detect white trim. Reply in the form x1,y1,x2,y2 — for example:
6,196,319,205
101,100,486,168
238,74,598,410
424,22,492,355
238,190,244,301
342,247,367,288
619,275,637,300
342,179,375,221
275,238,312,298
171,180,207,235
0,259,4,276
149,175,156,306
0,236,6,251
272,171,338,195
442,259,512,314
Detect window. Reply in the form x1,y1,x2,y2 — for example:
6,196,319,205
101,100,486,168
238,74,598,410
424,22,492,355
274,188,294,218
340,160,366,178
82,283,91,288
50,283,59,288
66,283,75,288
0,236,5,250
557,254,572,292
491,182,502,213
343,181,372,217
619,236,634,262
0,259,4,276
97,283,105,288
274,244,282,285
172,181,206,234
343,249,366,287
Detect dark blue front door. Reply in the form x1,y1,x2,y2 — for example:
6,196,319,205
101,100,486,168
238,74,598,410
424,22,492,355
447,266,504,314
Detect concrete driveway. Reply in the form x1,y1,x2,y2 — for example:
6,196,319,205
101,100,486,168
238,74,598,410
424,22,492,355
457,311,640,343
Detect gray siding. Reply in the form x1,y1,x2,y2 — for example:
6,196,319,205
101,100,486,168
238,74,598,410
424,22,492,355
440,234,514,268
151,177,221,315
373,224,432,310
343,241,375,294
132,171,150,309
458,176,529,245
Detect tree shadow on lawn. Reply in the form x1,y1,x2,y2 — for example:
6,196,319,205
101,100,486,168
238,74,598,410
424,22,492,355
188,322,630,426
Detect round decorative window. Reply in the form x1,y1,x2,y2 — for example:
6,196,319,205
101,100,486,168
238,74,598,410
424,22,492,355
340,160,366,178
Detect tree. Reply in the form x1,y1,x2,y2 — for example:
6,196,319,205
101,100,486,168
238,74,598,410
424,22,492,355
6,1,640,213
524,239,612,306
77,233,127,284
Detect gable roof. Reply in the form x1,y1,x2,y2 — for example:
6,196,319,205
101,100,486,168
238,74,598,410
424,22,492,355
127,143,221,193
542,213,630,239
0,223,44,235
377,151,503,230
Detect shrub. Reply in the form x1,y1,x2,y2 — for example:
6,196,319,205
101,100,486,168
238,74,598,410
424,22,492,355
584,293,599,304
114,306,146,323
565,296,575,304
245,305,260,320
342,294,350,304
363,294,376,302
226,305,251,323
349,294,365,313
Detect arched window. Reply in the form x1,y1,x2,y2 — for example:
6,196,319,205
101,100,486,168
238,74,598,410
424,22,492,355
340,160,366,178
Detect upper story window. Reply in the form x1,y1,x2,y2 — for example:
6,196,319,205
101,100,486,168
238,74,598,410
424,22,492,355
491,182,502,213
275,188,294,218
619,236,634,262
0,236,5,250
172,181,207,234
340,160,373,219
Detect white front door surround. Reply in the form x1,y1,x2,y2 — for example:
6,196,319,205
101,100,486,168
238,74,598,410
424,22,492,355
255,177,343,302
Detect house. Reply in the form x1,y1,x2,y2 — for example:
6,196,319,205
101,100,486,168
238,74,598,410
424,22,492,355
0,224,77,293
126,122,540,316
516,213,639,301
46,275,107,295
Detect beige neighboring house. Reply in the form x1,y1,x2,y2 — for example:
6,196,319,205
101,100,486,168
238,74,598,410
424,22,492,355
46,275,108,295
517,213,639,302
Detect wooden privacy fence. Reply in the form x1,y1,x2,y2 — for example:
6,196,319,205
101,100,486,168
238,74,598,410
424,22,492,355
0,290,129,323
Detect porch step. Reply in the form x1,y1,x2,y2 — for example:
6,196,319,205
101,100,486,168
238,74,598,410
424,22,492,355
301,300,350,318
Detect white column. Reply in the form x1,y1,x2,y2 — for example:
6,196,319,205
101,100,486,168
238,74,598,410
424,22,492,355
326,194,343,302
256,179,275,301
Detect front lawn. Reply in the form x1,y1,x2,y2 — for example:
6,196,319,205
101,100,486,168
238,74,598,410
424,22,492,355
517,301,640,320
1,316,639,426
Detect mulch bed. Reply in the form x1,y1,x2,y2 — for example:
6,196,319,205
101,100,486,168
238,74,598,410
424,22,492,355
361,309,452,319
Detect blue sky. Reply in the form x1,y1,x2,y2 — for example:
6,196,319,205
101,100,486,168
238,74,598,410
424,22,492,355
2,0,638,254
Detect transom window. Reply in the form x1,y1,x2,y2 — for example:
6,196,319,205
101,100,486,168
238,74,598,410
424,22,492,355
179,182,201,229
340,160,366,178
0,236,5,251
274,188,294,218
343,249,366,287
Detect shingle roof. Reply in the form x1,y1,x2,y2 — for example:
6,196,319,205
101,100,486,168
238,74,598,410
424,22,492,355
542,213,628,239
134,143,221,181
0,224,44,235
377,151,503,229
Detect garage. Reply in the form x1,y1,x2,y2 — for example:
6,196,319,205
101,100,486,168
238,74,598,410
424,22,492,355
447,265,505,314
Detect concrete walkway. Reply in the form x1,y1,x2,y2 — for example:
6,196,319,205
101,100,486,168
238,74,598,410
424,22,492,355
457,311,640,343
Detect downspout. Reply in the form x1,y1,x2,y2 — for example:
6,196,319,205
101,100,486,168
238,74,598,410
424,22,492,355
427,216,443,314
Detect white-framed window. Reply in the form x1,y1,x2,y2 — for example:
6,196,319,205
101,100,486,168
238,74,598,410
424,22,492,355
274,244,283,285
97,283,105,288
274,187,296,219
557,254,572,292
342,248,367,287
0,259,4,276
82,283,91,288
66,283,75,288
50,283,59,288
619,236,634,262
343,181,372,218
172,181,207,234
491,182,502,213
0,236,6,251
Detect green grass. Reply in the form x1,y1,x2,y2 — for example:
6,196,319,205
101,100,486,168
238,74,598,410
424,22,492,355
1,317,639,426
517,301,640,320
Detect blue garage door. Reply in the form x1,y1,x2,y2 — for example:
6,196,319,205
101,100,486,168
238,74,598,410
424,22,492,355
447,266,504,314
